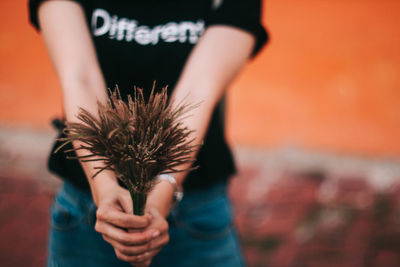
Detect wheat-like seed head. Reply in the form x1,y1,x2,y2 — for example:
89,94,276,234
56,85,198,194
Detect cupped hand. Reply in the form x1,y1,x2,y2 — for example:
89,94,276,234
93,183,159,265
92,177,173,266
103,207,170,267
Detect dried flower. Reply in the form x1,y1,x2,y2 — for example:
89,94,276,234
56,85,198,215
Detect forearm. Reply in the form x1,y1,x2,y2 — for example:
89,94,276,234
145,83,226,216
39,1,120,205
146,26,255,216
55,38,118,205
145,96,213,217
62,79,121,205
170,25,255,186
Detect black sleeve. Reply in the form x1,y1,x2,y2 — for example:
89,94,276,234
206,0,269,57
28,0,83,30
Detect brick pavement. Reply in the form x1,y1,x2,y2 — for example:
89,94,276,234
230,166,400,267
0,174,53,267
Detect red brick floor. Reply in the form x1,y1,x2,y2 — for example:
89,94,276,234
0,174,53,267
229,167,400,267
1,165,400,266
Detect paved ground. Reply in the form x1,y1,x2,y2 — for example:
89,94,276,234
1,127,400,267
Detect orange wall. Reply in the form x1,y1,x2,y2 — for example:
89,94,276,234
1,0,399,156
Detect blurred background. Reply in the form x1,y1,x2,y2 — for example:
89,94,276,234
1,0,400,266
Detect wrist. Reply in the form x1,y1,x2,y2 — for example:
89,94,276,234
146,179,176,218
88,171,119,206
157,174,183,205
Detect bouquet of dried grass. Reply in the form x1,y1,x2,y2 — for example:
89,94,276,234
56,86,198,215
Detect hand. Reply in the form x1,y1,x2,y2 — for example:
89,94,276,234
111,179,175,266
94,178,172,266
93,182,159,265
134,208,170,267
103,207,170,267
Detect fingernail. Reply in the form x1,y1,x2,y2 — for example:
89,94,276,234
152,230,160,238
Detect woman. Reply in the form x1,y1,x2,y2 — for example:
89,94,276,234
29,0,268,266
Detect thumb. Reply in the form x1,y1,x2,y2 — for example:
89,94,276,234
118,192,133,214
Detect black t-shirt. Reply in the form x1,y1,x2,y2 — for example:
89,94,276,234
29,0,268,192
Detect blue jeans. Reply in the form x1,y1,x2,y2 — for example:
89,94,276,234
47,181,245,267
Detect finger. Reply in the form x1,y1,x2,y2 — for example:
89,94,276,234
146,214,168,236
144,260,152,266
103,234,151,256
95,221,154,246
149,233,169,250
104,231,167,257
121,234,168,264
119,193,133,214
97,208,151,229
115,248,160,264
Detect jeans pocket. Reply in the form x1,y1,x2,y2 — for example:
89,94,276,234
50,188,86,231
176,194,233,240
